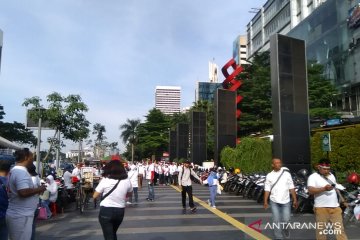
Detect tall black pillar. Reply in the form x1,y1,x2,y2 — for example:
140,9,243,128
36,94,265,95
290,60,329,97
270,34,311,172
214,89,237,166
169,130,177,162
176,123,189,160
191,112,207,165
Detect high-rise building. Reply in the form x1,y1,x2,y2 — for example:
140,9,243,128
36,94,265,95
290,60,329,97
155,86,181,115
209,61,219,83
233,35,248,65
196,82,222,102
246,0,328,59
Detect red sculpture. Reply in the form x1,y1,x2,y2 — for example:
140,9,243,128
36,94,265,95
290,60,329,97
221,58,243,118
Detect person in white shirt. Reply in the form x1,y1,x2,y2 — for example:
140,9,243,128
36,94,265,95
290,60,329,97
6,148,46,240
93,160,132,240
63,165,73,189
127,165,139,204
145,161,155,201
178,160,202,213
27,163,41,240
163,164,170,185
263,158,297,240
71,163,81,180
137,164,145,188
307,158,348,240
169,163,176,185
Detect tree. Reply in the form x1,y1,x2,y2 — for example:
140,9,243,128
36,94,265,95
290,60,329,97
0,105,37,146
236,52,272,136
0,121,37,146
23,92,90,162
235,51,340,136
136,109,170,159
92,123,106,158
120,119,140,162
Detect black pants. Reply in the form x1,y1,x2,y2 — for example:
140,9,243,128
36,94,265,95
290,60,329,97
98,206,125,240
181,185,195,208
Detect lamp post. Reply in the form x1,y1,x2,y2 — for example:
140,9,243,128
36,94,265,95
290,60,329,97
35,107,45,177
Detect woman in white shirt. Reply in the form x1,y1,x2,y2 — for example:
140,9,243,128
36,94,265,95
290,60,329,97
93,160,132,240
127,165,138,204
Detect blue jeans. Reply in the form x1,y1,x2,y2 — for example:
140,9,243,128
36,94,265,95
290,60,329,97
209,185,217,207
0,217,8,240
148,183,155,200
129,187,138,203
98,207,125,240
270,200,291,240
40,200,52,218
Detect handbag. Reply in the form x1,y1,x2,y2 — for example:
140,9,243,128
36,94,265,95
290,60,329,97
37,207,47,220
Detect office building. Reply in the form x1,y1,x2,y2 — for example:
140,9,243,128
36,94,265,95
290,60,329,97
196,82,222,102
247,0,328,59
155,86,181,115
233,35,248,65
287,0,360,116
209,61,219,83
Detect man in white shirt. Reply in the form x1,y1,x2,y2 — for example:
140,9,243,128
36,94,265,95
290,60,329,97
307,158,348,240
264,158,297,240
145,160,155,201
178,160,202,213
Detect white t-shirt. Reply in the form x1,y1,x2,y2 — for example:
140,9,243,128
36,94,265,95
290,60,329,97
63,171,73,189
169,165,176,175
146,164,155,180
95,178,132,208
264,168,295,204
307,172,339,208
72,167,81,180
7,166,38,217
138,166,145,175
128,170,139,188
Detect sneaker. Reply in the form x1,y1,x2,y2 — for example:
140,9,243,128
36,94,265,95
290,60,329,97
146,198,151,201
207,199,211,206
190,207,197,213
150,199,155,202
212,206,216,209
126,201,132,205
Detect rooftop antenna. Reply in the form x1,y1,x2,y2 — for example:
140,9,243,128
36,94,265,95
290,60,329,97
249,7,261,13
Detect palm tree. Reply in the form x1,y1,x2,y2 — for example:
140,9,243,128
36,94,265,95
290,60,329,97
120,119,141,162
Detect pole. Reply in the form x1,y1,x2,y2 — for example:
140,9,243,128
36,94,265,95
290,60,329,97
56,131,60,169
36,117,42,177
131,143,134,163
78,141,81,163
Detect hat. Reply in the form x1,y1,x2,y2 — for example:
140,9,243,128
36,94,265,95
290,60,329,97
111,155,121,161
184,160,191,164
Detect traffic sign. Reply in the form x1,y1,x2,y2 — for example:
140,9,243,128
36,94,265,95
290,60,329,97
322,133,331,152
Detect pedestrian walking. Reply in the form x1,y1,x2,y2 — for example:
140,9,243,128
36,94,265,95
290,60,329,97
137,163,145,188
127,164,138,204
263,158,297,240
178,160,202,213
206,168,218,209
0,158,11,240
6,148,46,240
93,160,132,240
146,160,155,201
27,164,41,240
307,158,348,240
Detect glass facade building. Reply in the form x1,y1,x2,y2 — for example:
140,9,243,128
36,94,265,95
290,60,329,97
287,0,360,116
197,82,222,102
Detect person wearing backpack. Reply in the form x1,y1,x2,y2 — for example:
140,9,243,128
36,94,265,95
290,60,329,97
263,158,298,240
93,160,132,240
0,159,11,240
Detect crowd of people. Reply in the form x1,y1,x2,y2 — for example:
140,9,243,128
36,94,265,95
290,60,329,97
0,149,349,240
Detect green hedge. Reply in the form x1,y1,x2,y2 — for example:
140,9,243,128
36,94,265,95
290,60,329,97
220,137,272,173
311,125,360,173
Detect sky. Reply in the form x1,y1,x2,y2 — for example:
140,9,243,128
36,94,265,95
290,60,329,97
0,0,266,153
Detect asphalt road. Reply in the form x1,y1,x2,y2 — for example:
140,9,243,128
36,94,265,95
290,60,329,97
35,184,360,240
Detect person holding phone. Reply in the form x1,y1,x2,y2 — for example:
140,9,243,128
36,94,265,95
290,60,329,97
308,158,348,240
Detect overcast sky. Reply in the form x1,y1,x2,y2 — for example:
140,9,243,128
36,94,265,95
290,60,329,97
0,0,266,153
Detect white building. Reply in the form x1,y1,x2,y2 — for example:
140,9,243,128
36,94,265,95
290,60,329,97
155,86,181,115
233,35,248,65
247,0,328,59
66,147,94,159
209,61,219,83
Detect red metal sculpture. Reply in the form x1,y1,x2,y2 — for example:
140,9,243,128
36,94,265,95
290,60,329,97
221,58,243,118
